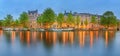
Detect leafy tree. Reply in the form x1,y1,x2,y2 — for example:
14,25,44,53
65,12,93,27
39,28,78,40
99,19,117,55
14,19,20,27
75,16,80,28
91,16,97,24
19,12,29,28
4,14,13,27
66,13,74,27
11,20,15,28
57,13,64,27
90,16,97,28
9,19,20,28
109,16,117,27
100,11,117,28
100,16,106,26
0,20,3,27
84,19,88,26
42,8,55,28
37,15,43,28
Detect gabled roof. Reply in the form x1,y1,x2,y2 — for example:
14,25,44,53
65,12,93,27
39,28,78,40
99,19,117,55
28,10,38,15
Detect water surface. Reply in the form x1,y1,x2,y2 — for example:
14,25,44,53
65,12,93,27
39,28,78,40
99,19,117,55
0,30,120,56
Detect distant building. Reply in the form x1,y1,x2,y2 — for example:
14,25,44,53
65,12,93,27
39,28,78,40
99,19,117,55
64,11,102,28
28,10,39,28
64,11,101,21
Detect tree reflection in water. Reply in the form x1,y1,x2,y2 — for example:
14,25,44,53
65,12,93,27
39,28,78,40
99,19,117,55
0,30,3,39
11,31,15,44
1,30,116,49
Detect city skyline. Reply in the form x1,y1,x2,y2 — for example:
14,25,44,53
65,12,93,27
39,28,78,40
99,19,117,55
0,0,120,19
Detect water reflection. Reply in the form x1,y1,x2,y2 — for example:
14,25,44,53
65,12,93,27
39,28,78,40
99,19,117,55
53,32,57,44
79,31,85,47
0,30,3,37
69,32,74,44
90,31,94,48
2,30,116,48
105,31,108,47
11,31,16,44
26,31,30,46
95,31,98,40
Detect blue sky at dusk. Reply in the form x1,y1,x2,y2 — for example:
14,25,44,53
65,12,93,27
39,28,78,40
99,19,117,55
0,0,120,19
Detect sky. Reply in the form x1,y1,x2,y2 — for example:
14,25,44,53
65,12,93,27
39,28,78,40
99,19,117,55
0,0,120,19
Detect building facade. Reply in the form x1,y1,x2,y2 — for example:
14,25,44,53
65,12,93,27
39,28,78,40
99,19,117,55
64,11,101,29
28,10,39,28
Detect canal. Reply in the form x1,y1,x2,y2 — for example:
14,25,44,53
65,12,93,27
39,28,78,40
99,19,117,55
0,30,120,56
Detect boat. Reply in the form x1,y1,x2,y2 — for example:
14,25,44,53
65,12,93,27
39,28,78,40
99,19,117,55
3,28,14,31
49,28,62,31
36,28,45,31
62,28,74,31
49,28,74,31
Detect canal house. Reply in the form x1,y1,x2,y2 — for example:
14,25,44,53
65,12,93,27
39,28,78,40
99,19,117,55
28,10,39,28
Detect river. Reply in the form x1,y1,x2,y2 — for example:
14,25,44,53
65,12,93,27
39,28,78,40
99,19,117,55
0,30,120,56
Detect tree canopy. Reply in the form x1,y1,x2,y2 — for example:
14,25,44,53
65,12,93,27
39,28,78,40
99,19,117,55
19,12,29,28
100,11,117,28
42,8,55,25
37,15,43,27
14,19,20,27
76,16,80,25
91,16,97,24
66,13,74,25
4,14,13,27
57,13,64,27
84,19,88,26
0,20,3,26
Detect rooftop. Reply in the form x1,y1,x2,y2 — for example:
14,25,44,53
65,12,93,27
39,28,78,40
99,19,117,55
28,10,38,15
64,11,102,17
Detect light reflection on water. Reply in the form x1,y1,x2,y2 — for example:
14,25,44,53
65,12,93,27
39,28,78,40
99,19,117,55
0,30,120,56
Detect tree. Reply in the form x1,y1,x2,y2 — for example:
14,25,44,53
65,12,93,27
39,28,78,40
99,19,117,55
11,20,15,28
66,13,74,27
19,12,29,28
4,14,13,27
91,16,97,28
42,8,55,28
84,19,88,29
14,19,20,27
8,19,20,28
0,20,3,27
57,13,64,27
109,16,117,27
75,16,80,28
37,15,43,28
91,16,97,24
100,11,117,28
84,19,88,26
